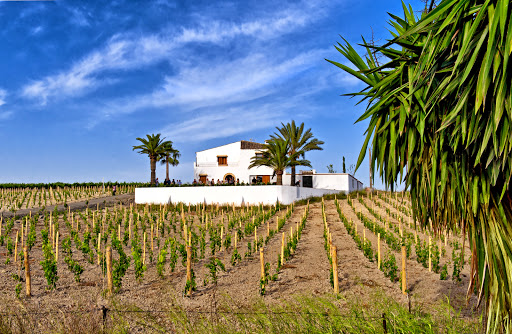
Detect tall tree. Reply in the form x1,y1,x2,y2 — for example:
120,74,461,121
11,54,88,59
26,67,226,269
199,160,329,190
328,1,512,331
271,121,324,185
133,134,171,185
248,138,311,185
160,141,180,182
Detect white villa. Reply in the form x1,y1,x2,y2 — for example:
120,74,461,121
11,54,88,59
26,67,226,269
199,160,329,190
136,140,364,205
193,140,280,184
193,140,363,192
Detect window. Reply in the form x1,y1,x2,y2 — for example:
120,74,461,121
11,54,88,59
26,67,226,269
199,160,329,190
217,156,227,166
255,152,264,158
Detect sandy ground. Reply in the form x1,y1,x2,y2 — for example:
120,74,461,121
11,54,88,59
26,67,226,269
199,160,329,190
0,196,482,329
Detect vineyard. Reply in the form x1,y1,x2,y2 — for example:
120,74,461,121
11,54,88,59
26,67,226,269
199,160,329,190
0,189,482,332
0,184,137,212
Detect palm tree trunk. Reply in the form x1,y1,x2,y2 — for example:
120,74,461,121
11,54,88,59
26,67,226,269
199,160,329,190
150,155,157,185
276,170,283,186
166,157,170,181
291,166,296,186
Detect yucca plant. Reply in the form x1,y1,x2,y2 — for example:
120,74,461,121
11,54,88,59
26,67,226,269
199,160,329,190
328,1,512,332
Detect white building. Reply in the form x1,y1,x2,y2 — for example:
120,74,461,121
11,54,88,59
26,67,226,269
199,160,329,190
193,140,280,184
283,170,364,192
193,140,363,192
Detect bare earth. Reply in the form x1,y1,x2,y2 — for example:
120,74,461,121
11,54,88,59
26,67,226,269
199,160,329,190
0,195,481,330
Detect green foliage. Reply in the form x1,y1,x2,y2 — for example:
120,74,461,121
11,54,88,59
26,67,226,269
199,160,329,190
6,235,13,255
440,264,448,280
271,120,324,183
204,257,225,286
329,0,512,330
381,252,398,282
132,133,173,185
231,248,241,266
62,236,83,282
260,262,272,295
40,231,58,290
111,236,130,291
452,243,464,282
168,238,178,272
184,268,196,295
248,137,312,185
157,242,168,278
15,283,22,299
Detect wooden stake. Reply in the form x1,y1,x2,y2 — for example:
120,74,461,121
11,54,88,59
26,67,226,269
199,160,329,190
97,233,101,265
377,233,381,269
106,246,113,296
234,231,237,250
21,223,24,249
186,245,192,296
260,248,265,280
14,231,18,263
332,245,339,294
281,232,285,264
428,236,432,272
24,246,31,297
143,232,146,265
151,225,154,253
401,245,407,294
129,217,132,241
55,232,59,262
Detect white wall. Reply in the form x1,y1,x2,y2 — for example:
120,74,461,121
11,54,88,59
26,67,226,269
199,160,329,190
282,173,363,192
135,185,340,205
194,141,276,183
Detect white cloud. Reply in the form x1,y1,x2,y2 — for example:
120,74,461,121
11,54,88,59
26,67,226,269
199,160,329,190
20,3,322,104
0,88,7,106
0,89,12,121
86,48,324,127
159,104,286,143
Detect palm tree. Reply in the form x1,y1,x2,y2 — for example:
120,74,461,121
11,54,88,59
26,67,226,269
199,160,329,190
160,141,181,182
271,121,324,185
133,134,171,185
249,138,311,185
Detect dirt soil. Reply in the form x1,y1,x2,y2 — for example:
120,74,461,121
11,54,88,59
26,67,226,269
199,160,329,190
0,196,482,329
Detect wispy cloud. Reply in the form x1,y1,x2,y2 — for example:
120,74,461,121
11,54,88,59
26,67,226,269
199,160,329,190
20,2,323,104
86,48,324,128
0,88,12,121
159,104,287,143
0,88,7,106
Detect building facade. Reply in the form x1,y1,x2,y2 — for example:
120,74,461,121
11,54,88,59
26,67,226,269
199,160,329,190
193,140,279,184
282,171,363,192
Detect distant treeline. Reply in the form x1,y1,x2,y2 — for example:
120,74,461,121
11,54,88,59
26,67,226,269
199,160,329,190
0,182,147,189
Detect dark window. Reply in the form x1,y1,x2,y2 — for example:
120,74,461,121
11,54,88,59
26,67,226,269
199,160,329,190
218,156,227,166
303,176,313,188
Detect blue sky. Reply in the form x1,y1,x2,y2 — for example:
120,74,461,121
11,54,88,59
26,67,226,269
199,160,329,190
0,0,424,187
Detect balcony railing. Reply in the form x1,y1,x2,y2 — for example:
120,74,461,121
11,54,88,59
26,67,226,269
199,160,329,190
195,162,240,167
